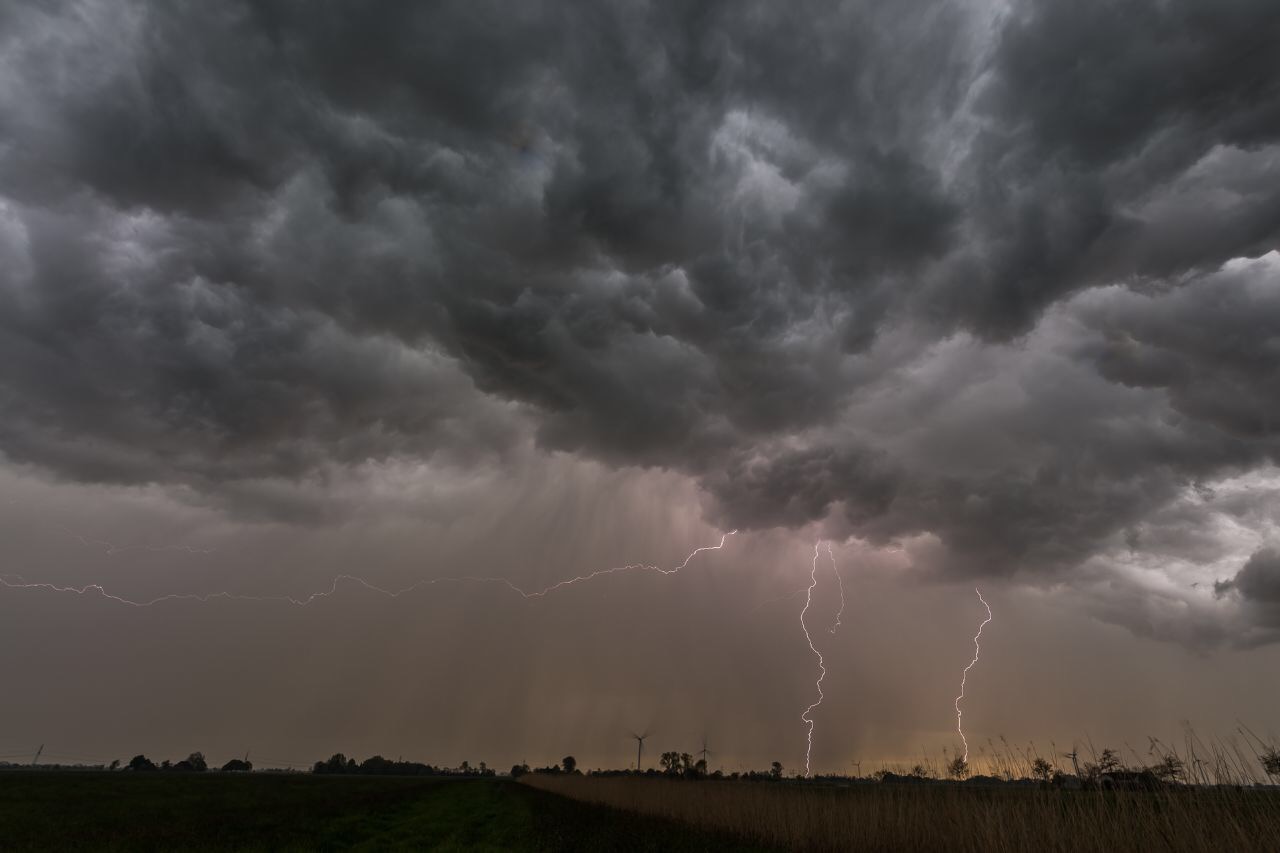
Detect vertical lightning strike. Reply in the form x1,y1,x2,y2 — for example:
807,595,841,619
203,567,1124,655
825,542,844,635
799,541,827,777
954,587,993,764
0,533,736,608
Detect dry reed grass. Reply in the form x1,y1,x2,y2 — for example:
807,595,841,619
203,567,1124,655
522,773,1280,852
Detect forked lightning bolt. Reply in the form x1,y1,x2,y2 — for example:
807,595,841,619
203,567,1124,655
954,587,993,764
0,533,735,608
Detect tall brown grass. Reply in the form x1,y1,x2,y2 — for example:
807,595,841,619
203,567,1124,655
521,774,1280,852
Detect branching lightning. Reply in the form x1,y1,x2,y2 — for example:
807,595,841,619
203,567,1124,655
954,587,993,764
744,585,808,616
505,532,736,598
799,542,827,778
825,542,844,635
796,540,851,776
0,532,735,608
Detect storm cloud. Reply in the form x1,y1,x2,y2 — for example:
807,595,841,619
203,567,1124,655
1,0,1278,645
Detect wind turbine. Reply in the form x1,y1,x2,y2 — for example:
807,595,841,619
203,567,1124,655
631,731,650,771
1062,747,1080,778
698,735,712,772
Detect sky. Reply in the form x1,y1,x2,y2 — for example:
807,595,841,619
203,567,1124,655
1,0,1279,775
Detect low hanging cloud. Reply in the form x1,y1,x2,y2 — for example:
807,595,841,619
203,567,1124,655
1,0,1278,644
1215,549,1280,645
1219,549,1280,604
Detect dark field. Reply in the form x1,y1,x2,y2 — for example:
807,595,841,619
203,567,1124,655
0,772,772,852
10,771,1280,852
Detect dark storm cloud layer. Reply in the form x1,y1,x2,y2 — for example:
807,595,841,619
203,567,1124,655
1218,548,1280,603
1217,549,1280,644
1,2,1279,637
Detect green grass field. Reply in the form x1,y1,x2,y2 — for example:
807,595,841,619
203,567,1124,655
0,772,774,852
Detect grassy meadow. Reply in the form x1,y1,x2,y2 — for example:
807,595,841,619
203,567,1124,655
522,774,1280,853
0,772,773,852
8,765,1280,852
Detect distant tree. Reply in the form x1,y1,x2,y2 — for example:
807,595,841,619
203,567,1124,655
908,764,929,780
562,756,577,774
770,761,783,780
947,757,970,780
510,763,529,778
1031,758,1054,784
221,759,252,772
479,762,488,775
314,753,352,775
1081,748,1122,782
1261,747,1280,779
1150,755,1185,784
186,752,208,772
657,752,697,777
128,754,156,772
160,760,172,770
360,756,392,774
693,758,707,778
108,759,120,771
1082,749,1121,781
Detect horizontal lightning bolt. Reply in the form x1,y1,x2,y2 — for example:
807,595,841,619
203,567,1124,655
0,532,735,608
57,526,215,556
744,585,808,616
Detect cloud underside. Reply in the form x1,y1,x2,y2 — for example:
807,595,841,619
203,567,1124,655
1,0,1278,644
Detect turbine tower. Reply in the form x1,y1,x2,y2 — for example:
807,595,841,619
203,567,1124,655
631,732,649,771
1063,747,1081,779
698,735,712,771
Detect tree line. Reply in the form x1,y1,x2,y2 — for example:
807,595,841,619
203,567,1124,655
124,753,250,773
313,753,496,777
44,738,1280,787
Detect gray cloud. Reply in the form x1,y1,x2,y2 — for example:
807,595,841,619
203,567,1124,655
1214,547,1280,645
929,0,1280,337
1217,548,1280,603
2,0,1279,644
